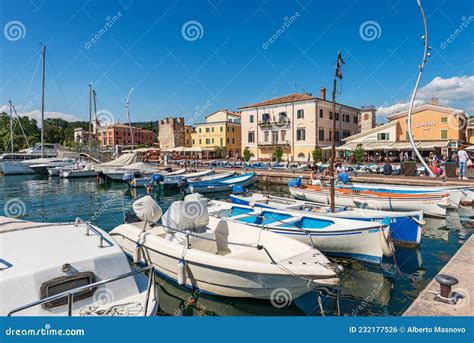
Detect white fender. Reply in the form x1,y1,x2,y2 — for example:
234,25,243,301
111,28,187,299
177,260,186,286
379,227,394,257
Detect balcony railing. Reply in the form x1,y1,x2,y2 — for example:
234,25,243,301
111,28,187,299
257,140,291,147
258,120,291,128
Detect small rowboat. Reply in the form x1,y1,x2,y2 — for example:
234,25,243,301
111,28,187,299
129,169,215,188
110,196,341,299
188,172,256,194
289,182,449,217
229,192,424,247
207,200,394,264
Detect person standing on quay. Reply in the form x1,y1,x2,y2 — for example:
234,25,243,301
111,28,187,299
457,145,470,180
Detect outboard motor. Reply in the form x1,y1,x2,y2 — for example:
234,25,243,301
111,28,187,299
123,172,135,185
179,178,189,196
152,173,164,183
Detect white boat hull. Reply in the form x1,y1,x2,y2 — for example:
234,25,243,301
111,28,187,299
1,162,36,175
290,186,448,217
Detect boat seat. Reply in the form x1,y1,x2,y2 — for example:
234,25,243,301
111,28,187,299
171,228,218,254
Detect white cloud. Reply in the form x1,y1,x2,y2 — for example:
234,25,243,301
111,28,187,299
0,105,81,127
376,75,474,121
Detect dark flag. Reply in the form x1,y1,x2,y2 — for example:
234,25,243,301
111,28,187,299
335,51,345,79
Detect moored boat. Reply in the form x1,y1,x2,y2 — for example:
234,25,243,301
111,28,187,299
110,196,341,299
207,199,394,264
289,182,449,218
188,172,256,194
0,216,158,316
229,192,424,247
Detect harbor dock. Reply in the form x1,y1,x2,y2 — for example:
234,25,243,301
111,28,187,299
403,235,474,316
194,167,474,187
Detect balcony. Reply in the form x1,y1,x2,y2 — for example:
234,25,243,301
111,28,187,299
258,120,291,129
257,140,291,149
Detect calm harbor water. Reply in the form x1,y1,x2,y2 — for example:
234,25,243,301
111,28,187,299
0,174,472,316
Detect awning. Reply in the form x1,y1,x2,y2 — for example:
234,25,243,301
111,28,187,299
388,142,419,150
163,146,186,152
363,142,394,151
334,142,361,151
417,141,450,150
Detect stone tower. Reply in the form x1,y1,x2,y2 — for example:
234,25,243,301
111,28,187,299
359,106,377,133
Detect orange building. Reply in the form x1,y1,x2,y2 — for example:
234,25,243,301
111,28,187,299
97,124,155,148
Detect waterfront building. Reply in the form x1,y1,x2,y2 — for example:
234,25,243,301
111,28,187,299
338,98,467,159
158,117,186,151
97,124,155,148
191,110,242,158
240,90,360,161
184,125,193,147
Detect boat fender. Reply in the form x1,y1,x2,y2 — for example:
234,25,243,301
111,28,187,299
410,216,426,226
177,259,186,286
133,242,142,264
379,226,394,258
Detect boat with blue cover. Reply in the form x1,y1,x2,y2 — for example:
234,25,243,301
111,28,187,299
188,172,256,194
229,192,424,247
207,200,394,264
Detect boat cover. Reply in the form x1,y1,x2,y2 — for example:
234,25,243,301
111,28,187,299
132,196,163,223
95,153,138,172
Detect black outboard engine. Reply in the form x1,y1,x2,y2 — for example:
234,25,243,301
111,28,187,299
179,178,189,196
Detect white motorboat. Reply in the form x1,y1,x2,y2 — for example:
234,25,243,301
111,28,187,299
0,216,158,316
0,143,59,175
207,200,394,264
30,158,77,175
103,162,160,181
289,181,449,218
59,165,97,178
229,192,424,247
110,196,341,299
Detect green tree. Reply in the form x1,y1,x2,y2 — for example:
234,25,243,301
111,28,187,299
312,148,322,163
352,145,365,163
243,147,251,162
274,147,283,163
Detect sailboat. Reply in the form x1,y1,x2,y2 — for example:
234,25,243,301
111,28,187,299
1,47,75,175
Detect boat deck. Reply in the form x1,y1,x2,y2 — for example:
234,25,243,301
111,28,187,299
403,234,474,316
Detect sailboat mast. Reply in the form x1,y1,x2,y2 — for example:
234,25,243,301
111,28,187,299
88,83,92,157
329,75,337,212
125,88,134,152
9,100,13,153
40,45,46,157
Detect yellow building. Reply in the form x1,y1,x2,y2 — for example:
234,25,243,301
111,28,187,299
191,110,242,158
184,125,193,147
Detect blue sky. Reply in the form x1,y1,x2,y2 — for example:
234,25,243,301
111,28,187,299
1,0,473,125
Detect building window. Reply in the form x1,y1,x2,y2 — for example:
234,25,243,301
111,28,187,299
262,113,270,123
377,132,390,141
264,131,269,142
220,126,223,132
279,112,287,122
335,113,339,121
212,138,215,144
281,130,286,142
441,129,448,140
297,109,304,119
319,109,323,118
227,127,229,132
199,128,202,133
220,138,223,146
329,112,333,120
192,139,195,144
353,116,358,124
232,127,235,132
298,152,305,159
319,128,324,141
206,138,210,144
248,132,255,143
212,127,214,132
206,128,210,133
199,139,202,144
296,128,306,141
227,138,230,144
232,138,235,143
440,116,448,123
335,131,340,142
250,115,254,123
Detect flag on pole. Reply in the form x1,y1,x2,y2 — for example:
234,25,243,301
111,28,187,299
335,51,345,79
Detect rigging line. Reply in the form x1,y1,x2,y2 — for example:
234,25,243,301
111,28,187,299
11,104,31,148
19,52,42,116
45,54,67,111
